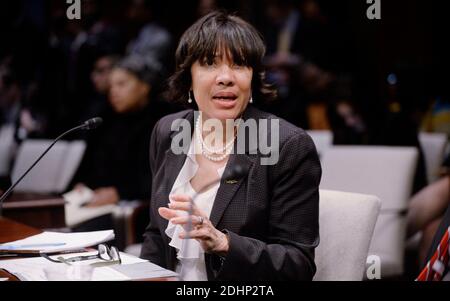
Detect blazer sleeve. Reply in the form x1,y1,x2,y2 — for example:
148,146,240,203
215,131,321,280
139,121,168,268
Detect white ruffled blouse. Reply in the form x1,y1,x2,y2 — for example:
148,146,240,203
165,134,225,281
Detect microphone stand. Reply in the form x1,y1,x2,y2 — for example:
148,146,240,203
0,118,102,216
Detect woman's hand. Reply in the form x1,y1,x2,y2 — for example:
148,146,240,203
158,194,229,256
86,187,120,207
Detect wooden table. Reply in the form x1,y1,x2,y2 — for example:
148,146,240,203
0,217,43,244
2,194,66,229
0,217,43,281
0,217,176,281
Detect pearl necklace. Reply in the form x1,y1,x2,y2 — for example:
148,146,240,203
195,114,239,162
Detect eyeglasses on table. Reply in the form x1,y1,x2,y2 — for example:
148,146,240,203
41,244,121,267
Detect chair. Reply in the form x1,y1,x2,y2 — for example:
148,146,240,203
11,139,86,194
314,190,381,281
306,130,333,158
320,146,418,278
418,132,448,183
0,125,15,177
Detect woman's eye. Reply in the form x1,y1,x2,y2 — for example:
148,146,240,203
208,60,218,67
201,58,216,66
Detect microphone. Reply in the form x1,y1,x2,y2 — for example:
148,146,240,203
179,164,247,280
81,117,103,130
0,117,103,215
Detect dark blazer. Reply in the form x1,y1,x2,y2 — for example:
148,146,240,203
140,106,321,280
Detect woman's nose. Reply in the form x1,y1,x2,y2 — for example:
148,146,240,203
215,65,234,86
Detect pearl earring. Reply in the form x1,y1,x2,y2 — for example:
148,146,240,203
188,91,192,103
249,96,253,103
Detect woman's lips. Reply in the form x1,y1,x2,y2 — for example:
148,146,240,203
212,92,238,109
213,92,238,100
212,97,238,108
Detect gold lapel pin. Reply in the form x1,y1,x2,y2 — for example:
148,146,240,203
225,179,238,184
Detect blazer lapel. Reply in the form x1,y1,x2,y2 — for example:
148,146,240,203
209,106,260,227
160,110,194,221
209,153,255,227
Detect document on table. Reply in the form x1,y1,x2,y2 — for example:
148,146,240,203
0,252,178,281
63,186,116,227
0,230,115,254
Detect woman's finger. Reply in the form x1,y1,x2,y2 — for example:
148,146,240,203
171,215,204,226
170,194,192,203
178,228,208,240
168,201,191,212
169,201,208,218
158,207,179,220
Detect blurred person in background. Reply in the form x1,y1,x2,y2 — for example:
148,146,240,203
370,72,428,194
125,0,172,67
0,65,21,191
407,174,450,267
408,132,450,268
0,61,48,141
0,66,21,128
328,99,367,145
196,0,218,17
421,97,450,138
71,55,172,230
259,0,338,130
77,53,121,124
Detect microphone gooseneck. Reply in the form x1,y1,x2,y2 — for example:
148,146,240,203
0,117,103,215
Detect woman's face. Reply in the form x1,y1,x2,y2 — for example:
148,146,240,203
109,68,150,113
190,53,253,121
91,57,114,94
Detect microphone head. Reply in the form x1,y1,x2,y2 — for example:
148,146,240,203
224,164,247,180
82,117,103,130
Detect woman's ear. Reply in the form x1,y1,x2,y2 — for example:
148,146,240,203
139,82,151,98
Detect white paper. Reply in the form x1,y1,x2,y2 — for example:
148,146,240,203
0,230,114,253
0,251,177,281
63,186,116,227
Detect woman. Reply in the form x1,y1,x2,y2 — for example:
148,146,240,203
72,55,169,210
140,11,321,281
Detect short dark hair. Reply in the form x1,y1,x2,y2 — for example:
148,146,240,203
165,11,276,105
115,55,163,87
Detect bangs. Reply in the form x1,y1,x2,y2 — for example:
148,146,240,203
178,13,265,70
196,22,262,67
